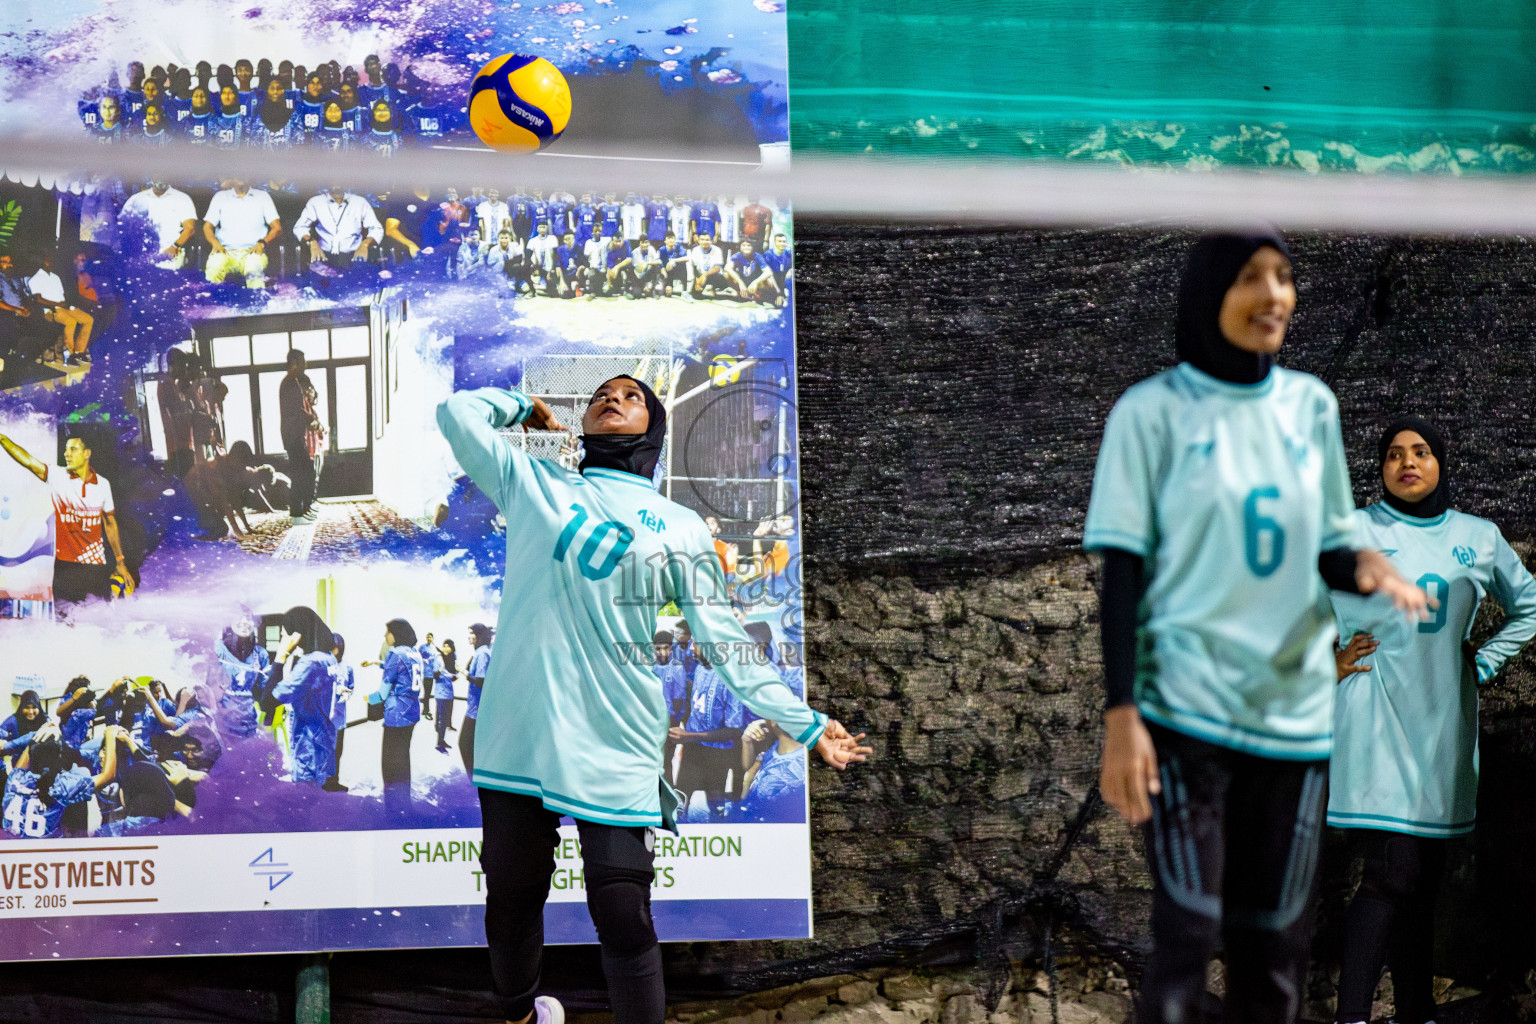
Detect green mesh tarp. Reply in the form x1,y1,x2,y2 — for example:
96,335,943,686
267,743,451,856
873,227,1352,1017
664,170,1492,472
788,1,1536,172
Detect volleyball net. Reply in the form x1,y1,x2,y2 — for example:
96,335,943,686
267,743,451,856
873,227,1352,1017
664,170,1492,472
9,135,1536,235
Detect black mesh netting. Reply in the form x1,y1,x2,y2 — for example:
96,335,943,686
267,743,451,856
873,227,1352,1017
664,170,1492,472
794,226,1536,581
5,225,1536,1020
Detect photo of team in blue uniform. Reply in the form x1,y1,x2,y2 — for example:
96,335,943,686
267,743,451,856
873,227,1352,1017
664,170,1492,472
1,676,217,840
78,57,452,153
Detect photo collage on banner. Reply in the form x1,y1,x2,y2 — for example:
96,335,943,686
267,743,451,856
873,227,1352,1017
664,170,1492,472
0,0,805,959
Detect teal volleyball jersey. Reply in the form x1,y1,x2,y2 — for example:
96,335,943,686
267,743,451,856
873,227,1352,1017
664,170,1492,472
1084,364,1356,759
1329,504,1536,837
437,388,826,829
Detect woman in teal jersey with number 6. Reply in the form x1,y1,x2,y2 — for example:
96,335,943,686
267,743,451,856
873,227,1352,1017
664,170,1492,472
437,374,869,1024
1084,232,1429,1024
1330,416,1536,1024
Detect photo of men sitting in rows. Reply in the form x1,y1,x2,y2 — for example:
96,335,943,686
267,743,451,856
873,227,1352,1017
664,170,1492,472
110,181,793,302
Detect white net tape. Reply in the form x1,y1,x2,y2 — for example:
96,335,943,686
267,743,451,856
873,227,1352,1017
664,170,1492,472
3,135,1532,234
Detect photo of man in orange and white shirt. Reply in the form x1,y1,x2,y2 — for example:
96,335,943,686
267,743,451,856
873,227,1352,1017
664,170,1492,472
0,429,134,605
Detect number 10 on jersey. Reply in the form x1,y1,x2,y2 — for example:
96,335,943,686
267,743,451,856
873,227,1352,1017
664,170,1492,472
554,503,635,580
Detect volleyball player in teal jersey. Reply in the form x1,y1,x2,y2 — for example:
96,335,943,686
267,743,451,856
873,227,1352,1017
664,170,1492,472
1330,416,1536,1024
437,375,869,1024
1085,233,1429,1024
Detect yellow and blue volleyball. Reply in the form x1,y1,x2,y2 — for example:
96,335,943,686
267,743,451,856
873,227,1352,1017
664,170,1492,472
469,54,572,152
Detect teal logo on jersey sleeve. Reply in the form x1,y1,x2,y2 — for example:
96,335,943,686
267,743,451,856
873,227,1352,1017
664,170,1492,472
1282,434,1311,466
1453,546,1476,567
636,509,667,533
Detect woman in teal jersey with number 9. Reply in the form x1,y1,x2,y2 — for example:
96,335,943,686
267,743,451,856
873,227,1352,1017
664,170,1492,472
1330,416,1536,1024
1084,232,1429,1024
437,374,869,1024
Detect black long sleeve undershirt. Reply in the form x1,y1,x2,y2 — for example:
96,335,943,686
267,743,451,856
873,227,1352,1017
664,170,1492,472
1098,546,1362,710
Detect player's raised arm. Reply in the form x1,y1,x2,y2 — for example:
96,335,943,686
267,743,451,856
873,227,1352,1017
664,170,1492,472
0,433,47,482
435,387,563,515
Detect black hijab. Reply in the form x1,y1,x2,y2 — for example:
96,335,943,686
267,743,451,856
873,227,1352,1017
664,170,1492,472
386,617,418,649
579,375,667,482
1175,231,1292,386
282,606,333,657
11,690,43,736
222,616,257,663
1378,414,1449,519
258,85,291,132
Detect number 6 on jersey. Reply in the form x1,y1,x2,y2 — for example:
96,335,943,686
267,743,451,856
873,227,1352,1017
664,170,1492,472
1244,486,1286,577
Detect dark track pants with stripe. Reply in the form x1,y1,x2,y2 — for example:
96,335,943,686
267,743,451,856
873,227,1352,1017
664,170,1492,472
1140,723,1328,1024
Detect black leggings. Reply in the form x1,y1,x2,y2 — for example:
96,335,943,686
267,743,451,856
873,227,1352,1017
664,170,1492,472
1335,831,1447,1024
1140,724,1328,1024
460,715,476,772
478,789,663,1024
381,722,414,818
328,728,345,783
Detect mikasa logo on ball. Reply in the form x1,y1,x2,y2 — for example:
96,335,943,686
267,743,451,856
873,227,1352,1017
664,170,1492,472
507,103,546,128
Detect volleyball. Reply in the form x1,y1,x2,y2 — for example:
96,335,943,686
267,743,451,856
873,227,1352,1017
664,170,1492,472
468,53,572,153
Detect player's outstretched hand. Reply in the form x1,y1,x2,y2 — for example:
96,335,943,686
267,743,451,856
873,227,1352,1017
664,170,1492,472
1335,632,1378,681
1100,704,1160,826
1355,549,1432,620
814,720,871,770
522,395,565,433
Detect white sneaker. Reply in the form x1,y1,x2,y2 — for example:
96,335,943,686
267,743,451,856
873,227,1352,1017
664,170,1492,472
533,995,565,1024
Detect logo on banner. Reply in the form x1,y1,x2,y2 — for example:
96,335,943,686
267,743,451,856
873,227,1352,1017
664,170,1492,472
250,848,293,891
708,354,745,386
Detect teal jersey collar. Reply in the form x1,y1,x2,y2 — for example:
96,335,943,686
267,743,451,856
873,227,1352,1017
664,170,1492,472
1177,360,1277,397
583,466,656,489
1374,500,1450,529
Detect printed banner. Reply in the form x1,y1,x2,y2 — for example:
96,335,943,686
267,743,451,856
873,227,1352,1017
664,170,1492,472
0,0,805,961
